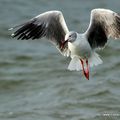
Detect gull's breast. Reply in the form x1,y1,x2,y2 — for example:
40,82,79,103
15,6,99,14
68,38,92,59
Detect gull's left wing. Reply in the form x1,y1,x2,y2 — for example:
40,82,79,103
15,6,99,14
9,11,70,56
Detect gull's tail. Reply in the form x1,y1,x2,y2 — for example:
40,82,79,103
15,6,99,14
88,52,103,67
68,57,82,71
68,52,103,71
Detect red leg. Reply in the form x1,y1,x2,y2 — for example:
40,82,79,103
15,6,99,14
85,60,89,80
80,59,89,80
80,59,85,73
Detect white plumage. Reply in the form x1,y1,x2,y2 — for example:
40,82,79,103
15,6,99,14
9,8,120,80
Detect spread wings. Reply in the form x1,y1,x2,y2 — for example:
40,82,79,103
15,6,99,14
85,9,120,49
9,11,70,56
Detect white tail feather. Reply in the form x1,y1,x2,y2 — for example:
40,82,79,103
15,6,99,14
68,57,82,71
89,52,103,67
68,52,103,71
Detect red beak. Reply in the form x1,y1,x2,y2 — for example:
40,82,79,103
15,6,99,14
60,40,68,49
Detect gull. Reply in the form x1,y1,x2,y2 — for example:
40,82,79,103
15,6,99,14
9,8,120,80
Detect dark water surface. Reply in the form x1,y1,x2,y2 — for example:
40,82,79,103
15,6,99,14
0,0,120,120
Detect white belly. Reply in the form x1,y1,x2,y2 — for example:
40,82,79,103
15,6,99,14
68,36,92,59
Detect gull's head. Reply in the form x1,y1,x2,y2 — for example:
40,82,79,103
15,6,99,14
65,31,77,43
61,31,77,49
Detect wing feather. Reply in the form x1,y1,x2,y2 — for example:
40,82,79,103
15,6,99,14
85,8,120,49
10,11,70,56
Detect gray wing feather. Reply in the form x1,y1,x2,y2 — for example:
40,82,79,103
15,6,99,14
85,9,120,49
10,11,70,56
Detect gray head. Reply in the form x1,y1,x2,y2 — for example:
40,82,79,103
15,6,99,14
65,31,77,43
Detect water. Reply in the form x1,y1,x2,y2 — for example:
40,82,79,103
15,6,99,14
0,0,120,120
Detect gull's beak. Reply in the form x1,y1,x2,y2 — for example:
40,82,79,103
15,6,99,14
60,39,68,49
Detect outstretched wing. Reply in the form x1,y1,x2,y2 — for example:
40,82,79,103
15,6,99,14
9,11,70,56
85,8,120,49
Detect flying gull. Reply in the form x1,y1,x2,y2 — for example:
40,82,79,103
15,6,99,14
9,8,120,80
